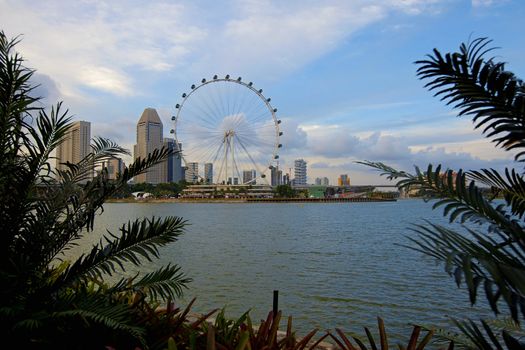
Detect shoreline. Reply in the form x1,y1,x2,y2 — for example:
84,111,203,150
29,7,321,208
107,197,397,204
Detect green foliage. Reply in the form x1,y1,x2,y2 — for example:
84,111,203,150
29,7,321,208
361,37,525,348
415,37,525,161
0,31,190,348
328,317,434,350
274,184,296,198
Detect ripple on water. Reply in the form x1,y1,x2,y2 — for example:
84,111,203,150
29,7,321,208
68,200,501,343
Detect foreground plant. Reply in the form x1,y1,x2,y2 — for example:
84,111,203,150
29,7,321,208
362,37,525,348
0,31,190,348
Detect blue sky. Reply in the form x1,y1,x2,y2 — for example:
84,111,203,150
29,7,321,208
1,0,524,184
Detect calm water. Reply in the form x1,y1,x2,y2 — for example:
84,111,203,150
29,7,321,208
70,199,495,342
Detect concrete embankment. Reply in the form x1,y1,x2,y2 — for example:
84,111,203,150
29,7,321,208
107,197,396,204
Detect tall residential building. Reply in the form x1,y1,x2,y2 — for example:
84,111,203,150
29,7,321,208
185,162,198,183
294,159,307,186
242,169,256,184
134,108,163,184
338,174,351,186
204,163,213,184
102,157,125,180
56,120,91,174
162,138,183,183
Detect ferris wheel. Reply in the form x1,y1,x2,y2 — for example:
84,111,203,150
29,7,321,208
171,75,282,185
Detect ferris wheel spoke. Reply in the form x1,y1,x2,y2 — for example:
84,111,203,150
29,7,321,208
186,97,221,128
201,84,224,125
186,136,224,161
234,134,269,176
183,101,220,130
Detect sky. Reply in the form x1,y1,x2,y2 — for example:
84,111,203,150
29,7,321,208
1,0,524,185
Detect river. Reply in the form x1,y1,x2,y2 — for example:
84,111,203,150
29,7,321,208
69,199,495,342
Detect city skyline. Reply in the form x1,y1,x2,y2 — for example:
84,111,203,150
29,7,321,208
2,1,524,184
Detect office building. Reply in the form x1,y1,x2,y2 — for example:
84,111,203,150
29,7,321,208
56,120,91,176
186,162,198,183
227,177,239,185
282,173,290,185
134,108,163,184
243,169,256,184
294,159,307,186
321,177,329,186
338,174,351,186
204,163,213,184
102,157,125,180
162,138,183,183
271,166,282,187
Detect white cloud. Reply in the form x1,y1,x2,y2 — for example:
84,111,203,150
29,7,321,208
0,0,449,98
471,0,495,7
279,118,308,150
1,0,206,98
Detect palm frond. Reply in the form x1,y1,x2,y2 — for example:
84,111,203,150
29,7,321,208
54,216,186,290
363,161,525,321
406,222,525,317
469,168,525,219
52,294,146,344
110,264,191,301
361,161,523,234
415,37,525,161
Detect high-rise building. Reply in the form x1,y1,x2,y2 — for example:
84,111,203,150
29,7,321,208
185,162,198,183
204,163,213,184
271,166,282,186
56,120,91,176
162,138,183,183
102,157,125,180
134,108,163,184
242,169,256,184
282,173,290,185
294,159,307,186
315,177,322,185
338,174,351,186
321,177,329,186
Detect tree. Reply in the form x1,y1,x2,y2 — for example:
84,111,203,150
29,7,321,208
0,31,190,348
362,37,525,347
274,184,296,198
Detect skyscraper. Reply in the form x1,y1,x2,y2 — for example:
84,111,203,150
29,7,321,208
271,166,282,187
162,138,183,183
185,162,198,183
56,120,91,174
134,108,163,184
242,169,256,184
294,159,307,185
204,163,213,184
102,157,125,180
338,174,350,186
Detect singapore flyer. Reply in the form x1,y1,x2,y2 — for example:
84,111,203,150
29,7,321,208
172,75,282,185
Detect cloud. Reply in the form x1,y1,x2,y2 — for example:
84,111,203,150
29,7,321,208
471,0,495,7
310,162,331,169
29,73,61,106
1,0,206,97
279,118,308,150
1,0,450,99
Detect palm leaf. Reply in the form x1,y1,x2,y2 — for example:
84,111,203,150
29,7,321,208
54,216,186,291
415,37,525,161
110,264,191,301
